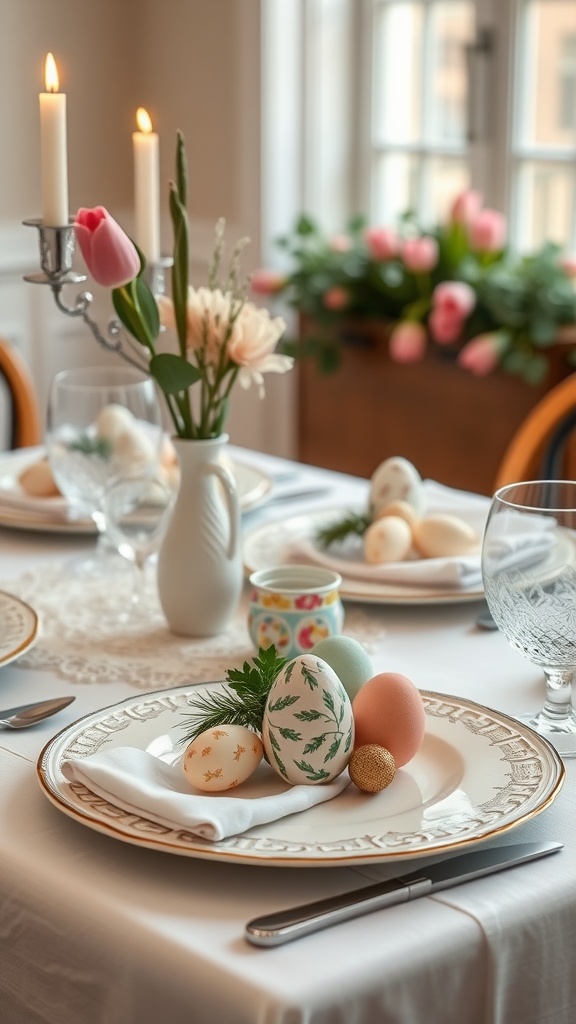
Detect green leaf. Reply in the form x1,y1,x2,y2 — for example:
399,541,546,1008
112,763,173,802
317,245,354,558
302,734,327,755
293,709,323,722
175,130,188,207
149,353,201,395
112,281,153,349
278,727,302,742
268,693,300,713
134,275,160,339
169,182,190,355
324,738,341,763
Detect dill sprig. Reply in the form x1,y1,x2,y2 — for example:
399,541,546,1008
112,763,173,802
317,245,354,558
315,511,372,549
179,645,287,745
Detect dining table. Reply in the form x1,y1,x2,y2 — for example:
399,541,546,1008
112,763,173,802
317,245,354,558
0,443,574,1024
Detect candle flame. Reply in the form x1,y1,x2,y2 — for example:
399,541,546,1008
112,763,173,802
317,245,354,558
136,107,153,134
44,52,60,93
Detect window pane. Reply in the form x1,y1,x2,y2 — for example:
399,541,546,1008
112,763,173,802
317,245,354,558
373,152,418,222
373,3,424,144
516,162,576,248
517,0,576,149
427,3,475,144
426,157,471,221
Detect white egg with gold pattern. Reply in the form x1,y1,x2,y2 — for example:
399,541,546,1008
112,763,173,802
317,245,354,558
182,725,263,792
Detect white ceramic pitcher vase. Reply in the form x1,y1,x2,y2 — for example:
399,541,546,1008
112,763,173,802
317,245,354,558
156,434,242,637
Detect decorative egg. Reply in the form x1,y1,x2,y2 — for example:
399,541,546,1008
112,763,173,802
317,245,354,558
182,725,263,792
352,672,426,768
413,514,478,558
363,515,413,564
310,635,373,702
349,744,396,793
96,403,136,442
262,654,354,785
369,457,426,518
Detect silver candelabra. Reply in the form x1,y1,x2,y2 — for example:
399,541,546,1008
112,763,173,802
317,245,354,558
23,219,172,374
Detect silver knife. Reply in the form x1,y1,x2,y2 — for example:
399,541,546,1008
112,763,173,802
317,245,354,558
245,840,562,947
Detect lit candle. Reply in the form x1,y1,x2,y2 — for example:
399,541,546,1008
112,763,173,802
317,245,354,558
39,52,69,226
133,107,160,264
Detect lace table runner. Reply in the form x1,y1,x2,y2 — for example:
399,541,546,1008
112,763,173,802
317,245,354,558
2,564,384,690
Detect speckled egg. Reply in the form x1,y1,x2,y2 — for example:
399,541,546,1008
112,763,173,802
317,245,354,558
413,514,478,558
182,725,263,792
369,457,426,518
352,672,426,768
262,654,354,785
310,636,374,702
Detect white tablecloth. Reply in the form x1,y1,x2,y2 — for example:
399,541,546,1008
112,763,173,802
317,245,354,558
0,446,574,1024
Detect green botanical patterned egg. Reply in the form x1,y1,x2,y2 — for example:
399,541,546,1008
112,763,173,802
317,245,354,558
262,654,354,786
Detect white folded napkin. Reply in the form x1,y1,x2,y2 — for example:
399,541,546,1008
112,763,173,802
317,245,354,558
285,480,491,590
62,747,350,842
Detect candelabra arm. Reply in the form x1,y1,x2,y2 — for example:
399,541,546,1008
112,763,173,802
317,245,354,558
51,283,151,374
23,219,173,378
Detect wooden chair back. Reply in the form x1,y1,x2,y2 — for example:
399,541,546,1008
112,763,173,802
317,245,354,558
0,337,42,448
494,372,576,490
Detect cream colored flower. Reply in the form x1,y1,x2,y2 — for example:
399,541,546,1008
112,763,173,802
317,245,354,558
227,302,292,397
159,287,238,363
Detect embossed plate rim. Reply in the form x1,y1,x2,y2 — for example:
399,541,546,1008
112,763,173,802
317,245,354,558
0,590,40,666
36,685,565,867
242,509,486,606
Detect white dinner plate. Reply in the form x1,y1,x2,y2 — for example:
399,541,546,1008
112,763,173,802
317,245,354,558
37,685,564,868
243,509,486,605
0,448,272,534
0,590,40,667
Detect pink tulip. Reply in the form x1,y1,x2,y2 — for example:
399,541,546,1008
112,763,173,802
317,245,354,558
389,321,427,363
250,268,287,295
401,236,439,274
432,281,476,318
323,286,350,311
329,234,353,253
468,209,507,253
450,189,483,226
457,333,501,376
428,308,464,345
560,256,576,279
74,207,141,288
364,226,398,261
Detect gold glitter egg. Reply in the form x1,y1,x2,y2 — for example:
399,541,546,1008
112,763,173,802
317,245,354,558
349,744,396,793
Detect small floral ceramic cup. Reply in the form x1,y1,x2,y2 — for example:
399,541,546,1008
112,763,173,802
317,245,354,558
248,565,344,659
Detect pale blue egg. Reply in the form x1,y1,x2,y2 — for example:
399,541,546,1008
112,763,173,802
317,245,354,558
310,636,373,701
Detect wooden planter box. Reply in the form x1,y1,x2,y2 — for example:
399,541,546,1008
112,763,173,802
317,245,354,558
296,318,575,496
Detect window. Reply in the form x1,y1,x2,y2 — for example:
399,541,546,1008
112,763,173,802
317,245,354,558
263,0,576,256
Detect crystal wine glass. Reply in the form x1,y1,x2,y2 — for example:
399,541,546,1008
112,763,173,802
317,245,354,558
481,479,576,757
102,470,175,615
46,365,163,572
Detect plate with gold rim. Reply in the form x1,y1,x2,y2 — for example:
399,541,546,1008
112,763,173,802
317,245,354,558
0,448,273,533
0,590,40,667
37,685,564,868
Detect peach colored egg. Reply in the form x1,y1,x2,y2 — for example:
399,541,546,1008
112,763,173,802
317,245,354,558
352,672,426,768
113,426,157,467
182,725,263,792
413,514,478,558
375,499,419,530
363,515,413,564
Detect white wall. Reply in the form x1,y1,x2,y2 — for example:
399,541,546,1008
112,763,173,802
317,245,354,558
0,0,296,455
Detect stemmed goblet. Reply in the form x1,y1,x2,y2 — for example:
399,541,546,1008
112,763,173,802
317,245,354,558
102,470,175,617
46,365,163,573
481,479,576,757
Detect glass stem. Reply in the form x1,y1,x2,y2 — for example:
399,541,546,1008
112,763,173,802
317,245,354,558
543,669,576,722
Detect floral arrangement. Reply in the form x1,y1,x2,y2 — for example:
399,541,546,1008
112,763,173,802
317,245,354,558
253,190,576,383
74,132,293,439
